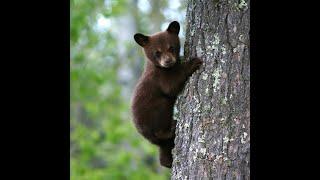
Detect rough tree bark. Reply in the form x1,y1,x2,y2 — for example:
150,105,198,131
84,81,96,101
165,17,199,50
172,0,250,179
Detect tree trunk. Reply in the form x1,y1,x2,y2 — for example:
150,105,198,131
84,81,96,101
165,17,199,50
172,0,250,179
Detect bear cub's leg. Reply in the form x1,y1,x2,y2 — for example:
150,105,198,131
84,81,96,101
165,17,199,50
155,121,177,168
159,137,175,168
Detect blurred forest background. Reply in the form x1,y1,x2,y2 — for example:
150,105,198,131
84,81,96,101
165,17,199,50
71,0,186,179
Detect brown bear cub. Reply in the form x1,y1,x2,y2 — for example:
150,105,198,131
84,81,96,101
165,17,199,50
131,21,203,168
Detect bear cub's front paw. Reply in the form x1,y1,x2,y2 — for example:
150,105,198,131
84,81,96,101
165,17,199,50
189,57,203,73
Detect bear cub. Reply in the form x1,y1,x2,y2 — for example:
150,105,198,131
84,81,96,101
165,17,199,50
131,21,203,168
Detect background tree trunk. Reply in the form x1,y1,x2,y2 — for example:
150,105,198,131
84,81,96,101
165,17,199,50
172,0,250,179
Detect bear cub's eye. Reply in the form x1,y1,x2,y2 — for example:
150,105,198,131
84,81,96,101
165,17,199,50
155,51,161,58
168,46,175,53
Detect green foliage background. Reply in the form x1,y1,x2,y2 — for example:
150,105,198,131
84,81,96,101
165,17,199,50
70,0,186,179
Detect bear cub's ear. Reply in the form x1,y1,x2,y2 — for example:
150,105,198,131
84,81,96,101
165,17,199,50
167,21,180,35
134,33,149,47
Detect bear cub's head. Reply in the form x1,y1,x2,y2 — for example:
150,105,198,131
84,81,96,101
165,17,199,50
134,21,180,68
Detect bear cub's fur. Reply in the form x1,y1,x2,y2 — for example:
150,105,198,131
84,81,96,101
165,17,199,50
131,21,203,168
